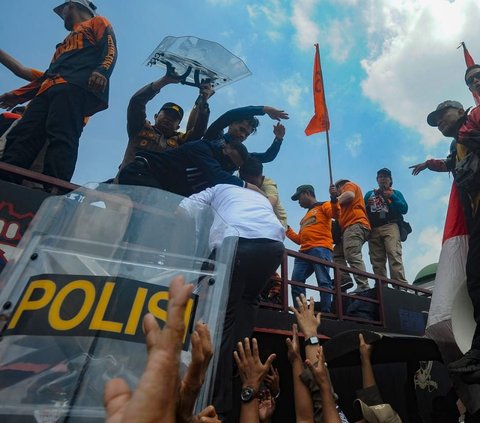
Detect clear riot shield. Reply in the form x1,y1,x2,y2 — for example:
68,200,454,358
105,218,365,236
145,36,252,89
0,183,237,422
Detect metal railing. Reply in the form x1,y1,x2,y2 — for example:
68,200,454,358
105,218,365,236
0,163,432,328
260,248,432,328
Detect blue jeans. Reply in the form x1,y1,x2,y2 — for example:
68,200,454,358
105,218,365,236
291,247,333,312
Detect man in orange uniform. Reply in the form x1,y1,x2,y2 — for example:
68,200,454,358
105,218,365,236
332,179,371,292
286,184,339,312
0,0,117,182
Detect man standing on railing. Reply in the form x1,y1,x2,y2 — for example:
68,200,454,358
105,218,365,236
332,179,371,292
286,184,339,312
364,168,408,285
0,0,117,183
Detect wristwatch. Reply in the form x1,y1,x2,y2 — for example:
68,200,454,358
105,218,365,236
240,386,257,403
305,336,320,346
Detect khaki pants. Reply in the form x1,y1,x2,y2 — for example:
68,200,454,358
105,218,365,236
333,242,353,285
368,223,407,283
343,223,370,290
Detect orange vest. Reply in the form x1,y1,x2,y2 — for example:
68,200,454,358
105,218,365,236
286,201,339,251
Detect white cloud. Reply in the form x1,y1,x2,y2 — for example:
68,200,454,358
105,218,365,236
345,133,362,157
360,0,480,147
247,0,288,27
266,30,282,42
407,226,443,280
279,73,309,107
324,18,354,63
291,0,321,50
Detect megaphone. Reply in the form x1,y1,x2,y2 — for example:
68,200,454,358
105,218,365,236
451,279,475,354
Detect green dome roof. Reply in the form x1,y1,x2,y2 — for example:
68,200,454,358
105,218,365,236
413,263,438,285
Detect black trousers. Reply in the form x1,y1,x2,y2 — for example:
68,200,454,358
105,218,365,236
1,84,88,182
467,210,480,349
212,238,285,416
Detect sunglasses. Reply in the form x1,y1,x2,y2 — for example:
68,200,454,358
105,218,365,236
466,71,480,86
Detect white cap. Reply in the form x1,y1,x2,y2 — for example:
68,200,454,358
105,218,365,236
53,0,98,20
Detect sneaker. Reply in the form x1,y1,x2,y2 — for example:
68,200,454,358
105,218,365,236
351,285,370,294
341,281,354,292
448,349,480,374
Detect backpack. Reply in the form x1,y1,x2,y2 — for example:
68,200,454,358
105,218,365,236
397,214,412,242
455,151,480,193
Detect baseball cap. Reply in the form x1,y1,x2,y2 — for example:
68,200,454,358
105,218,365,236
427,100,463,127
334,179,350,189
54,0,98,19
377,168,391,177
356,400,402,423
160,102,184,121
291,185,315,201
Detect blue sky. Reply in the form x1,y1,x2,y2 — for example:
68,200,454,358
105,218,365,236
2,0,480,283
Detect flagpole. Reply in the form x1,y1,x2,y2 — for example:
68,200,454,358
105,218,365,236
316,44,333,185
305,43,333,183
325,129,333,185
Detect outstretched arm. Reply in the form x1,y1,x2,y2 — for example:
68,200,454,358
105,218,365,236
204,106,288,141
184,83,215,142
359,333,376,389
286,324,314,423
235,338,276,423
250,122,286,163
127,73,182,138
103,276,194,423
305,347,341,423
0,49,39,81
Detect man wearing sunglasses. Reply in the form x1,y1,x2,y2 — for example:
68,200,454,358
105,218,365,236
424,98,480,383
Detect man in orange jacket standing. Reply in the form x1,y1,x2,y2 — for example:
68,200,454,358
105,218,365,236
287,184,339,312
332,179,371,292
0,0,117,183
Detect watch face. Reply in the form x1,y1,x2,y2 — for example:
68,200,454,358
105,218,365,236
241,386,255,402
306,336,320,345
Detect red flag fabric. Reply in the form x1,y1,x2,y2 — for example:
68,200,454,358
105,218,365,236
305,44,330,136
461,42,480,106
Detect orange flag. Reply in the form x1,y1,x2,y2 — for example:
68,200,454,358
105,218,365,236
305,44,330,135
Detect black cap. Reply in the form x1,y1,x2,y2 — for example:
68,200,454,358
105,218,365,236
291,185,315,201
377,168,391,177
160,102,184,120
427,100,463,127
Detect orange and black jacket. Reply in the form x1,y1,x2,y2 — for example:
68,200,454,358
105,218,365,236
119,82,210,169
286,201,340,251
10,16,117,116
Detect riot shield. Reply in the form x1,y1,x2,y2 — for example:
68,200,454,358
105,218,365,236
145,36,251,89
0,183,237,421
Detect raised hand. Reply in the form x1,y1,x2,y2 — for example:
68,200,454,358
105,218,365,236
409,162,428,176
234,338,276,391
289,294,321,339
104,276,194,423
272,122,285,139
263,106,289,121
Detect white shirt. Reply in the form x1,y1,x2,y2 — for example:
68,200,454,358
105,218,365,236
180,184,285,249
